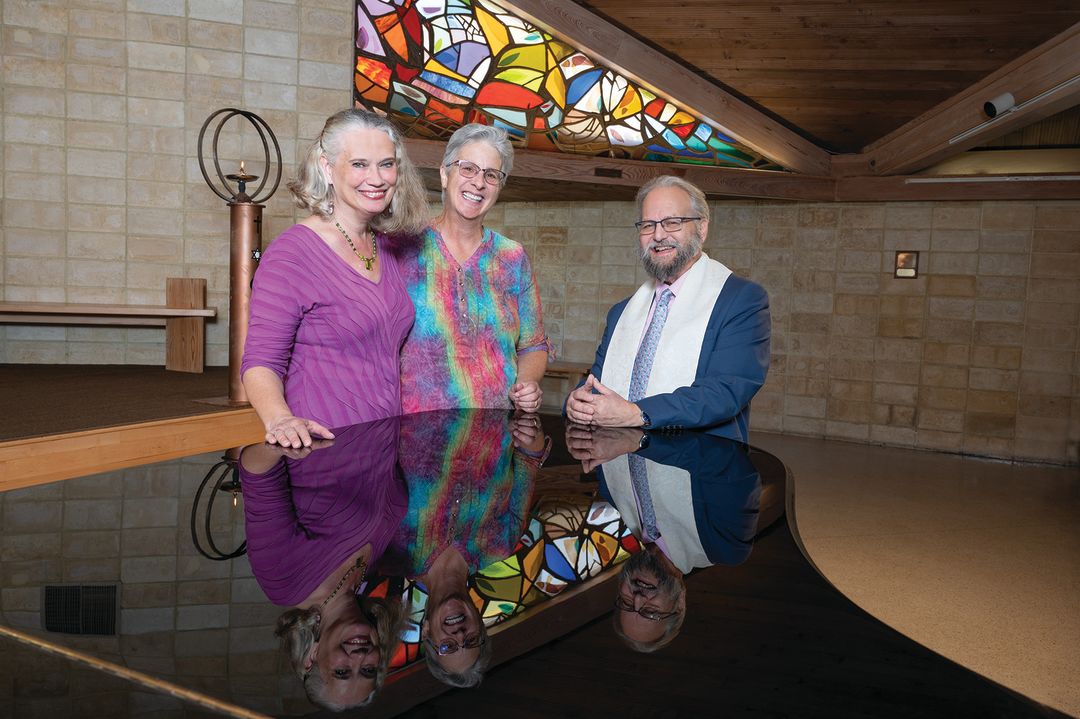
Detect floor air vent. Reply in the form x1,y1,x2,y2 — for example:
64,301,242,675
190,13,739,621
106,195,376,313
42,584,118,635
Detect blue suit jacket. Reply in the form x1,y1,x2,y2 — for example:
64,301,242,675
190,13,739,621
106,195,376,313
585,274,770,443
597,431,762,569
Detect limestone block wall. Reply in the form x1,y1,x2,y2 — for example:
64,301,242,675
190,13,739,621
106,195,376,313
486,200,1080,465
1,0,355,365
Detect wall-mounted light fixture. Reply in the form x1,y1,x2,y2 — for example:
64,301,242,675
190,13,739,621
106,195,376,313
948,74,1080,146
894,250,919,279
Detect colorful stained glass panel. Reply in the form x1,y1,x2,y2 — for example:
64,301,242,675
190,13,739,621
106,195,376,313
354,0,787,170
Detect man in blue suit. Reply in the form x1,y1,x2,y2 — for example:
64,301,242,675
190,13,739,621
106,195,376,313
565,176,770,442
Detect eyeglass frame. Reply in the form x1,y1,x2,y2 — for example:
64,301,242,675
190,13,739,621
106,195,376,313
634,216,701,235
613,595,681,622
444,159,507,186
424,633,487,656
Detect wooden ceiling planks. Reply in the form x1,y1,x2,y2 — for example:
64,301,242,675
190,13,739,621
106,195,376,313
574,0,1080,152
861,21,1080,175
501,0,833,175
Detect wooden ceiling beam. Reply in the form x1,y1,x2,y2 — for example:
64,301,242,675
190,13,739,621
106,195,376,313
858,21,1080,176
496,0,833,176
404,138,835,202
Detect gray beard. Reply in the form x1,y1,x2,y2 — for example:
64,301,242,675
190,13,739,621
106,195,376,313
621,547,679,594
641,235,702,283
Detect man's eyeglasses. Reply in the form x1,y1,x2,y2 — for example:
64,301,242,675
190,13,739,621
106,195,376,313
445,159,507,186
634,216,701,235
425,634,486,656
614,596,680,622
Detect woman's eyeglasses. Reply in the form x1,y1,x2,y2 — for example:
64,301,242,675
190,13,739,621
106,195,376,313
425,634,486,656
446,159,507,185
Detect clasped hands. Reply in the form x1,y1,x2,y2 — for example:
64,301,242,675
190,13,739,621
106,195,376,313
565,374,643,427
565,424,644,473
509,380,542,413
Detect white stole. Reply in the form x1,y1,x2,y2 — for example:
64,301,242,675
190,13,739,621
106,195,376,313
600,253,731,400
602,456,706,574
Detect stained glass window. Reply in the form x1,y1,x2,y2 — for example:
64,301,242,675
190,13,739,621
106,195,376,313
354,0,786,170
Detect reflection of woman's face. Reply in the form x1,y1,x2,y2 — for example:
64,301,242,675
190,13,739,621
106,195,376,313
311,607,380,707
423,593,481,674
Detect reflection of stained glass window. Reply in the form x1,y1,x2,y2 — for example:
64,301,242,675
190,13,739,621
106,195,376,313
377,494,637,672
354,0,785,170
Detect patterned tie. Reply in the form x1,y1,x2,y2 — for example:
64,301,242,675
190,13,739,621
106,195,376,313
628,454,660,541
628,289,673,403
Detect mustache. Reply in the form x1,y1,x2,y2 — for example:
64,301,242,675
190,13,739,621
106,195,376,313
641,240,677,258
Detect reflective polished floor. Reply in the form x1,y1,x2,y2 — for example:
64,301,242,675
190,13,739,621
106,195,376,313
1,381,1076,717
751,432,1080,718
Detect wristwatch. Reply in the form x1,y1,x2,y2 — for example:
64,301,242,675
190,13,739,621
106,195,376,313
639,409,651,428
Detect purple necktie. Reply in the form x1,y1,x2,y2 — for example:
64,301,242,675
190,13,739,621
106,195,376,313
628,289,673,403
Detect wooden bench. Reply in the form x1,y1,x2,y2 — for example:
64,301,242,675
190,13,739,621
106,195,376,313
544,360,591,384
0,278,216,373
541,360,591,408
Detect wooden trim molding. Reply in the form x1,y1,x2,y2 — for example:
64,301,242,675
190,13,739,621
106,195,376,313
411,137,1080,201
0,409,265,493
407,138,835,201
860,21,1080,176
498,0,832,176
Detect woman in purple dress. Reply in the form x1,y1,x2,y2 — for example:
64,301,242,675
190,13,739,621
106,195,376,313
241,109,428,448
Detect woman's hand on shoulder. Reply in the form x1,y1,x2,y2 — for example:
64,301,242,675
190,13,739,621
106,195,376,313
264,415,335,449
509,381,542,413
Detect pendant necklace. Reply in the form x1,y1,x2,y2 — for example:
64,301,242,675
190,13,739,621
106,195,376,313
320,555,368,609
335,221,377,271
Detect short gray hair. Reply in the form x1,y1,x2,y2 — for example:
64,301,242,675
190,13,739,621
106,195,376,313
422,607,492,688
635,175,710,225
442,123,514,180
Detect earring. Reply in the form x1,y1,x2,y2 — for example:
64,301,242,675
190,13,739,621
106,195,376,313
326,185,334,216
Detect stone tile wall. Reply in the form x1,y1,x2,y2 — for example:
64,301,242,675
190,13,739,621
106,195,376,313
1,0,356,365
487,200,1080,465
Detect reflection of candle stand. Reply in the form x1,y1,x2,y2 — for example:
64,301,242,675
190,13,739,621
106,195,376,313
196,108,282,405
191,446,247,561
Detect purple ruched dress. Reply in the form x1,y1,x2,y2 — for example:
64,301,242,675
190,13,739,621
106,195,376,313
240,416,407,606
240,224,415,428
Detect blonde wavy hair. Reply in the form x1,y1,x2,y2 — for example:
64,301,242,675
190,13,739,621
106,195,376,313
287,108,428,236
276,595,404,712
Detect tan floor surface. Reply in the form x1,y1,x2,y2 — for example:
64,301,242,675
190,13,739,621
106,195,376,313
753,432,1080,717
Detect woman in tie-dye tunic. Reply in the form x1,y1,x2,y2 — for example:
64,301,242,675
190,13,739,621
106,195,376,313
399,124,549,412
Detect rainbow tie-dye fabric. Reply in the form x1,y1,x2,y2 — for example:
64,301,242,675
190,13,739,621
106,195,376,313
400,226,549,412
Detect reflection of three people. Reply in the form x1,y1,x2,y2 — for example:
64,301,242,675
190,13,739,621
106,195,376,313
239,410,544,710
236,105,772,706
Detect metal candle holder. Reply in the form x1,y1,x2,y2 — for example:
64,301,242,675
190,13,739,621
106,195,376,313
197,108,282,404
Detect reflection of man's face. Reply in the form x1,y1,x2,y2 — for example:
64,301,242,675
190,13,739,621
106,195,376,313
308,605,379,707
638,186,707,283
616,547,686,645
423,593,482,674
